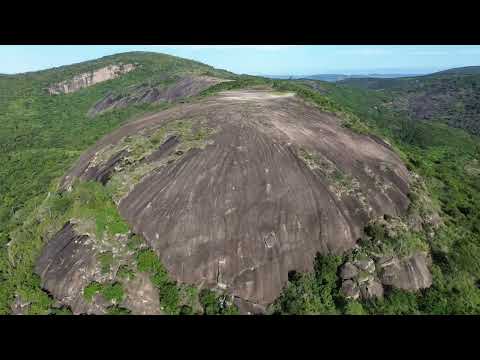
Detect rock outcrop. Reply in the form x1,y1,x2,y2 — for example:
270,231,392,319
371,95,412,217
87,75,231,116
377,252,432,291
47,63,136,95
339,251,432,301
10,294,31,315
35,221,159,315
52,89,411,309
35,221,103,314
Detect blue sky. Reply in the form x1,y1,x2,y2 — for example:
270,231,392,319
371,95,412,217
1,45,480,76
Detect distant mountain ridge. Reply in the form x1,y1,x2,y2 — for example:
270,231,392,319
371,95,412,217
263,73,423,82
433,66,480,76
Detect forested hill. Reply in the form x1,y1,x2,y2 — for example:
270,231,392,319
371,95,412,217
338,67,480,136
0,51,234,230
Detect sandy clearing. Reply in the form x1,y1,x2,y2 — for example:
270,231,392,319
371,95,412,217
217,90,295,102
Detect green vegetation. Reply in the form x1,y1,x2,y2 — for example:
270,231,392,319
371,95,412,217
340,72,480,136
0,52,234,314
106,305,131,315
135,249,182,314
2,52,480,315
344,300,367,315
117,264,135,281
49,306,74,315
0,180,130,314
98,252,114,274
273,81,370,134
101,118,215,203
361,218,429,258
101,282,124,303
136,249,238,315
273,78,480,315
0,51,231,232
126,234,144,251
270,254,343,315
198,289,240,315
84,281,124,304
83,282,103,302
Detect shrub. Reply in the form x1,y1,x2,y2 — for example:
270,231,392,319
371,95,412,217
101,282,124,303
344,301,367,315
83,282,103,302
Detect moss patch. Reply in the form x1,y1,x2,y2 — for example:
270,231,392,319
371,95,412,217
101,282,124,303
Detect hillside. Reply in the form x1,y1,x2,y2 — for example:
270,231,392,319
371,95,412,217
0,52,237,314
1,54,480,315
434,66,480,76
292,78,480,314
0,51,234,227
338,68,480,136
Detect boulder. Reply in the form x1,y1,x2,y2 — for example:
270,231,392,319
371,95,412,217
341,280,360,300
10,294,30,315
365,279,384,299
357,272,374,284
378,252,432,291
340,262,359,280
354,258,375,273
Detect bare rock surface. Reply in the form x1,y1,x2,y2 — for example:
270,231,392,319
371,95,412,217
35,221,158,314
121,272,161,315
82,149,129,185
234,296,267,315
340,262,359,280
88,75,231,116
10,294,31,315
48,63,136,95
35,222,103,314
360,279,384,299
58,90,411,308
341,280,360,300
378,252,432,291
